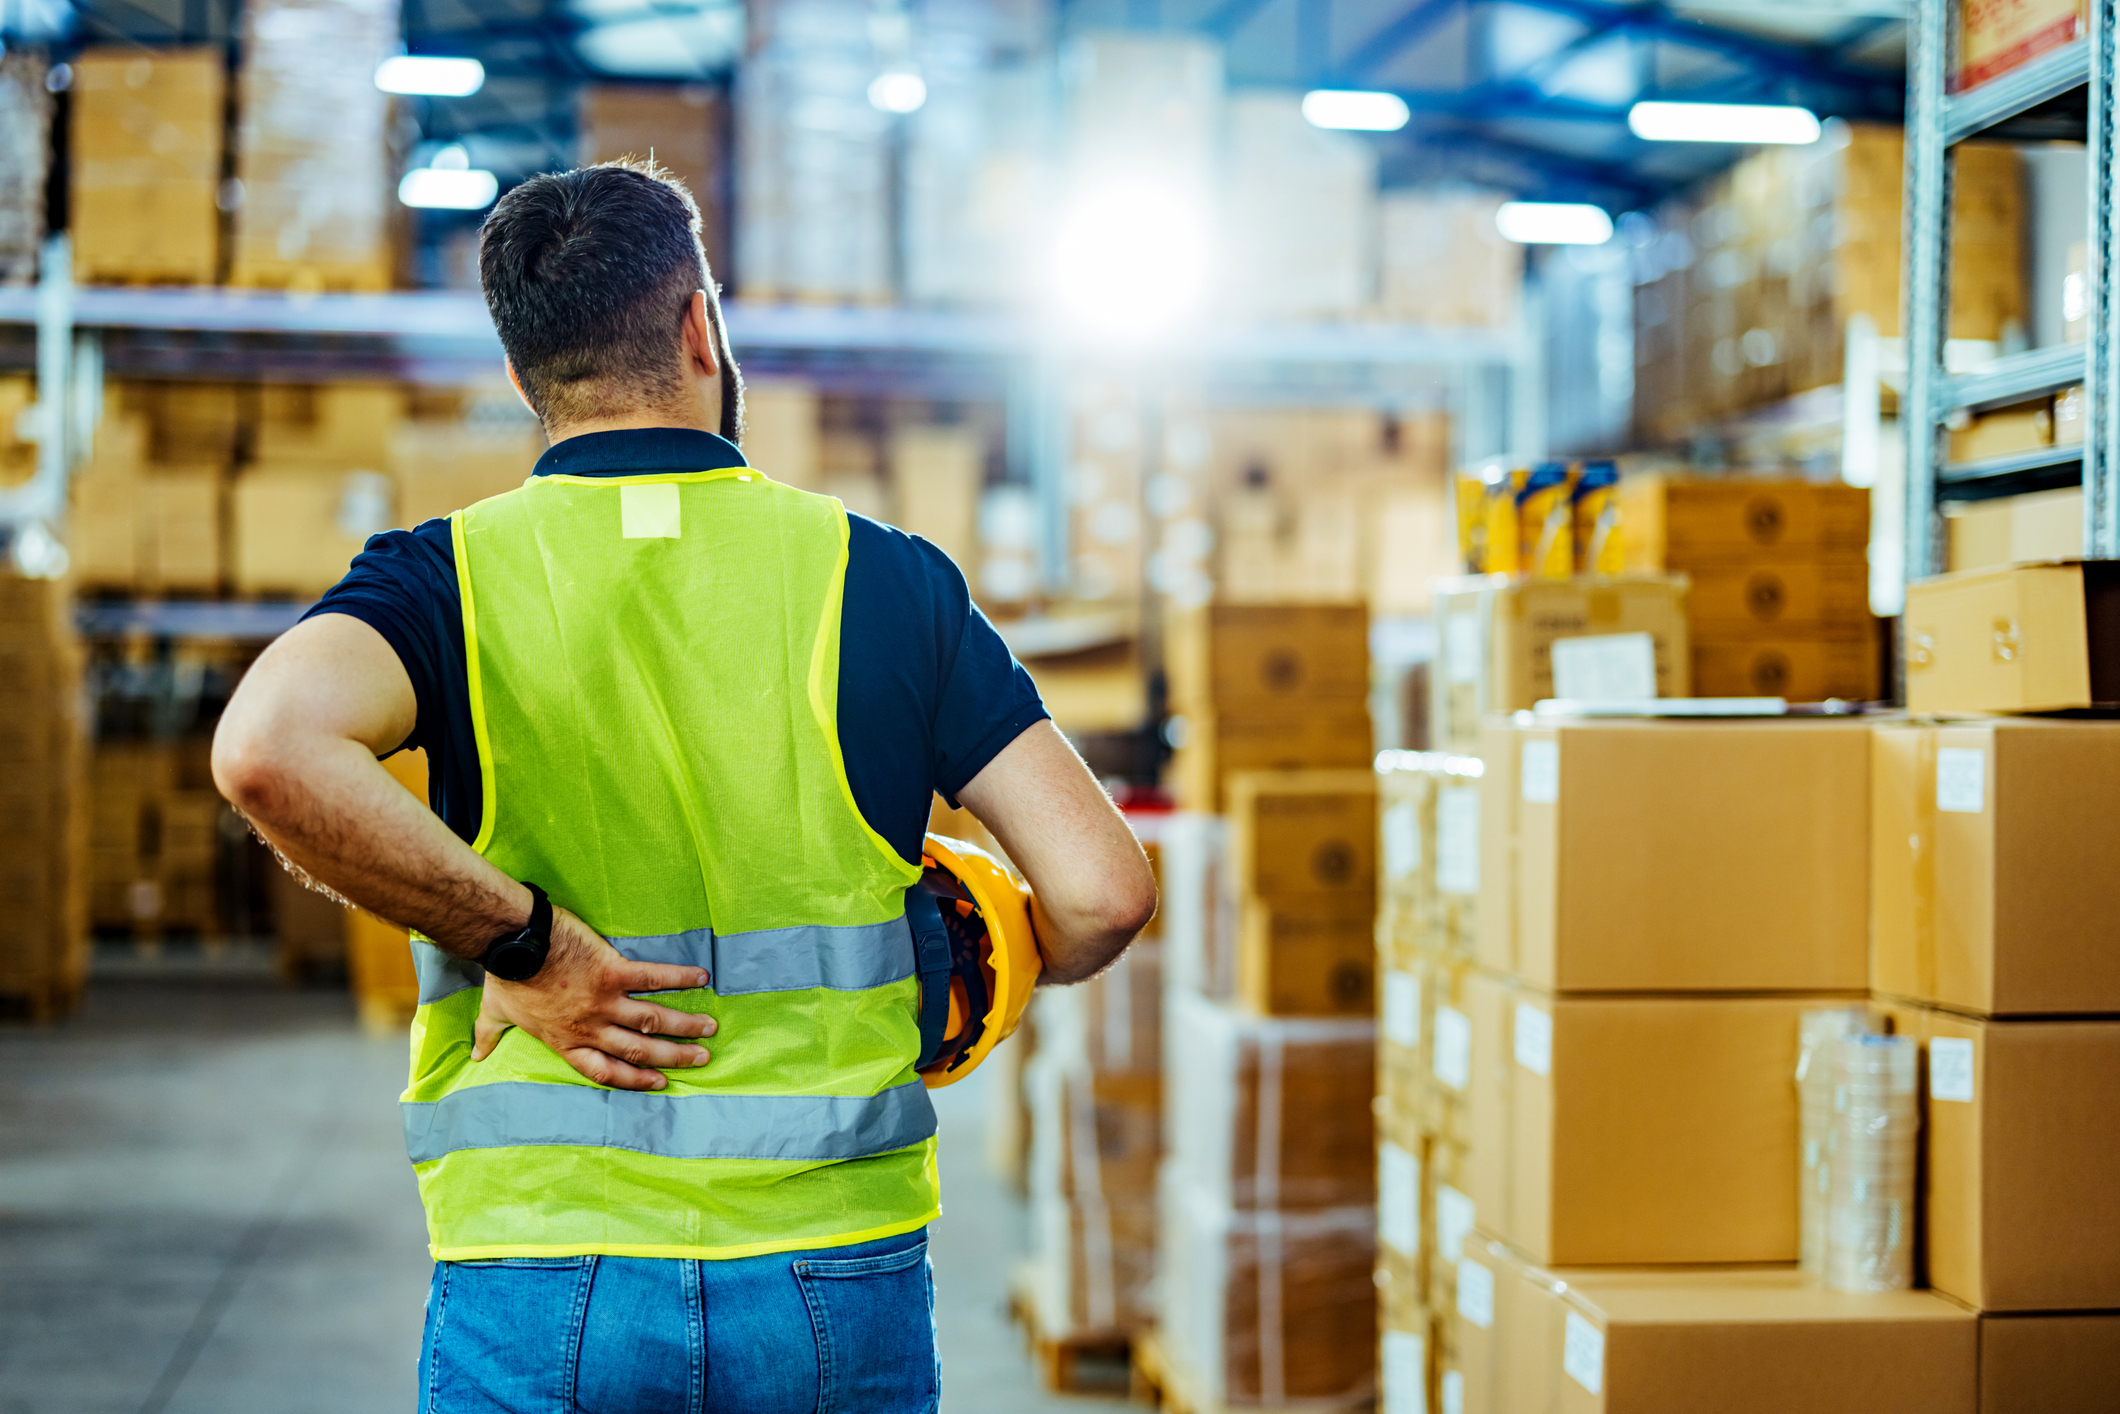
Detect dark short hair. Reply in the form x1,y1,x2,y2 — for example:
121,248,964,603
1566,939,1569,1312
478,159,741,436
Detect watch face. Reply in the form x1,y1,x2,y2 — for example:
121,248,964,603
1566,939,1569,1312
484,935,545,983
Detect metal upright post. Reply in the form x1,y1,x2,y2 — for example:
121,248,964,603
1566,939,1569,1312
1902,0,1953,583
2088,0,2120,555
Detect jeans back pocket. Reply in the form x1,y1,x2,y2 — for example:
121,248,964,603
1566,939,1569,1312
793,1241,938,1414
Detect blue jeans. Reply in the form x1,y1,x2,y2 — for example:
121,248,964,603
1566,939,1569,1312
418,1229,938,1413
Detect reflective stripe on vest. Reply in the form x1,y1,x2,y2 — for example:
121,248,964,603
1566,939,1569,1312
409,918,917,1006
403,1077,937,1163
406,468,933,1261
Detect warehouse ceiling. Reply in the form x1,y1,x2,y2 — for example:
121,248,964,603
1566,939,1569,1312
33,0,1908,212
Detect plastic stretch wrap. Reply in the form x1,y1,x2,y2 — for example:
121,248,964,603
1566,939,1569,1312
0,51,49,284
234,0,395,287
1158,1169,1378,1410
1824,1031,1917,1293
1024,955,1163,1337
1158,812,1238,1000
1795,1006,1868,1276
1167,990,1375,1211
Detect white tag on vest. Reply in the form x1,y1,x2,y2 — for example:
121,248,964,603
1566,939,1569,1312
622,483,683,539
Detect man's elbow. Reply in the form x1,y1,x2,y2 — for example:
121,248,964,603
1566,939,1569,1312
1104,869,1157,943
211,721,294,822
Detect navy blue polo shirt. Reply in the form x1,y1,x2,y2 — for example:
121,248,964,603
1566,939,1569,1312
305,427,1048,864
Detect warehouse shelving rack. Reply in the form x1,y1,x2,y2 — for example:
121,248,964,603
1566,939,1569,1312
0,272,1536,631
1902,8,2120,581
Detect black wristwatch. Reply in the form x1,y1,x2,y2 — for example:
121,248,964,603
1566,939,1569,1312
480,883,552,982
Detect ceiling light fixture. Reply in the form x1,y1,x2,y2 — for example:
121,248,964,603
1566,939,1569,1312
375,55,487,97
1627,101,1822,145
868,70,927,114
1301,89,1412,132
1494,201,1614,245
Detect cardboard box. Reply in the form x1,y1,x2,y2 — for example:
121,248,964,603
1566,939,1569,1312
231,468,392,596
1167,991,1375,1211
1464,973,1848,1266
1684,560,1873,632
1876,1000,2120,1311
389,424,541,527
1431,577,1691,751
1946,487,2082,573
1903,560,2120,712
1228,769,1377,909
1691,629,1881,702
1948,401,2054,465
1237,902,1373,1016
1478,718,1870,993
1979,1312,2120,1414
1165,602,1371,715
1872,721,2120,1015
1452,1241,1977,1414
1959,0,2086,91
1621,476,1870,569
1171,707,1376,812
1031,1193,1157,1337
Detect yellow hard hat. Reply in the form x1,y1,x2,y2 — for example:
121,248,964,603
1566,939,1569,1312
910,833,1042,1087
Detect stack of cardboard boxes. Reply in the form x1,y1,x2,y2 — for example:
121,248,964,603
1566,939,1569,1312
1623,475,1880,703
0,49,52,284
0,575,88,1020
70,49,225,286
229,0,396,291
1372,548,2120,1410
1023,930,1165,1346
88,739,225,941
1153,604,1382,1407
1632,126,2023,442
72,385,233,593
1424,713,1979,1413
1166,603,1374,811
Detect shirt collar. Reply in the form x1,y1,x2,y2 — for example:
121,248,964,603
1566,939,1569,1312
531,428,749,479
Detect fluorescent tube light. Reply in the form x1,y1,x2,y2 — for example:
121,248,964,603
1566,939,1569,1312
1494,201,1613,245
375,56,487,97
399,168,500,210
868,71,927,114
1301,89,1412,131
1627,101,1822,144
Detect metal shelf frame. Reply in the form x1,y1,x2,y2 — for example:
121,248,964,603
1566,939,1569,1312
1904,2,2120,583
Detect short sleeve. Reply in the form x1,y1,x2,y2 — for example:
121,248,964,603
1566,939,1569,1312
298,518,483,841
933,590,1049,803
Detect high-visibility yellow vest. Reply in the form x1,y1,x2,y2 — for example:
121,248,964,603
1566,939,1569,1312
401,467,936,1261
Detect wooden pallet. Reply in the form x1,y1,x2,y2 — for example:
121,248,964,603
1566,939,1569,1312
1005,1261,1135,1396
1130,1327,1376,1414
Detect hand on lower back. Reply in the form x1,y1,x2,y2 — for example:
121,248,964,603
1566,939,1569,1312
472,908,719,1092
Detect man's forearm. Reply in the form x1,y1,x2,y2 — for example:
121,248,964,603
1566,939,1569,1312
218,729,526,959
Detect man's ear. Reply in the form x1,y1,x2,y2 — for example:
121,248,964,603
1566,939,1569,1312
683,291,720,379
503,357,538,418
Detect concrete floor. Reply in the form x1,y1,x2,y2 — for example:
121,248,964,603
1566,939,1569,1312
0,973,1128,1414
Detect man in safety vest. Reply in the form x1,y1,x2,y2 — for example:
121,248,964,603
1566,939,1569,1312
212,159,1157,1412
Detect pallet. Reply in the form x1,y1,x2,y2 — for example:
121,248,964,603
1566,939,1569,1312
1005,1261,1134,1396
1130,1327,1375,1414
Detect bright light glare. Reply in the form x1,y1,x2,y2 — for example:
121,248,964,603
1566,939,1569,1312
868,71,927,114
1627,101,1821,145
1051,181,1212,341
1495,201,1614,245
1301,89,1411,131
399,167,500,210
375,55,487,97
